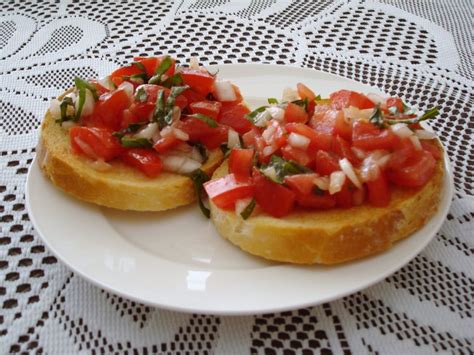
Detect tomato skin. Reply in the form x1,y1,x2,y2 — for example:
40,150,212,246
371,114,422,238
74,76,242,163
387,137,416,170
334,181,353,208
281,145,313,167
254,174,295,217
217,103,252,134
297,83,316,101
285,122,331,152
330,90,375,110
120,108,144,129
229,148,254,182
334,112,352,141
177,118,228,149
133,56,176,78
94,88,132,130
387,150,436,187
180,68,215,95
181,88,207,105
332,135,359,165
295,192,336,209
70,127,123,161
153,135,181,153
284,174,318,196
386,97,404,113
190,100,222,119
204,174,255,210
421,141,441,160
314,150,340,176
284,102,308,123
121,148,163,177
352,121,399,151
367,173,391,207
242,127,262,148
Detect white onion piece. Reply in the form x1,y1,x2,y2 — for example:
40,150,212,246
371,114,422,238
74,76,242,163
75,89,95,117
227,129,240,149
282,87,299,102
415,129,437,140
261,166,278,181
172,143,193,154
160,126,173,137
329,171,346,195
189,56,199,70
64,92,77,102
98,76,115,91
235,198,253,216
254,110,272,127
171,106,181,124
351,147,367,160
161,154,201,174
288,132,310,150
191,146,204,163
377,154,392,168
173,127,189,141
74,137,98,160
135,123,159,140
214,81,237,102
49,99,61,120
360,108,375,120
409,135,422,150
367,93,386,105
118,81,134,100
89,159,112,172
266,106,284,122
339,158,362,189
359,155,381,182
262,146,275,157
313,176,329,190
61,121,78,130
262,125,276,144
390,123,413,138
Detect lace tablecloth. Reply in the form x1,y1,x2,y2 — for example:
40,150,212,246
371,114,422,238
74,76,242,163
1,0,472,353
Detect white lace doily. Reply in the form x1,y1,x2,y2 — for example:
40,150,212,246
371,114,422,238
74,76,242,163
1,1,472,354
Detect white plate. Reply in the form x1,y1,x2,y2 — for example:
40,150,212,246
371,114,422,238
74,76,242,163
26,64,453,315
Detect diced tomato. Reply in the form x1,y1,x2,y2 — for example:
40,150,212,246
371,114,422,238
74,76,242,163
181,88,207,105
200,125,229,149
254,174,295,217
332,135,359,165
177,118,228,149
330,90,375,110
204,174,254,210
367,172,391,207
314,150,340,176
121,148,163,177
217,103,252,134
284,102,308,123
285,122,330,152
180,68,215,96
242,127,262,148
387,150,436,187
334,112,352,141
297,83,316,101
295,192,336,209
386,97,404,113
70,127,123,161
229,148,254,182
421,141,441,160
284,174,318,196
120,109,144,129
133,56,176,78
387,137,416,170
153,135,181,153
94,88,132,130
311,109,341,151
89,79,110,95
352,121,399,151
128,102,154,121
334,181,353,208
281,145,313,167
109,65,141,82
190,100,222,119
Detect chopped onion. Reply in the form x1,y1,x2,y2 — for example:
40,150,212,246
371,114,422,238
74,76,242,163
118,81,134,100
266,106,284,121
390,123,413,139
135,123,159,140
172,143,193,153
89,159,112,172
213,80,237,102
329,171,346,195
191,146,204,163
228,128,240,149
173,127,189,141
351,147,367,160
171,106,181,124
262,145,275,157
49,99,61,120
261,166,278,181
409,135,422,150
253,110,272,127
98,76,115,91
161,154,201,174
359,155,381,182
288,132,310,150
343,106,373,122
339,158,362,189
360,108,375,120
282,87,299,102
75,89,95,117
74,136,98,160
189,56,199,70
262,125,276,144
313,176,329,190
377,154,392,168
61,121,78,130
415,129,437,140
64,92,77,102
235,198,253,216
160,126,173,137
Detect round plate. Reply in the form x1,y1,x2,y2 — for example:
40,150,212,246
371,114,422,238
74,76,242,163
26,64,453,315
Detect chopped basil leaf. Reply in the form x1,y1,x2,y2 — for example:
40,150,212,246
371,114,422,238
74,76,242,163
188,113,218,128
148,56,173,84
291,98,309,111
153,89,166,127
244,106,268,123
119,136,152,148
112,123,146,138
161,73,183,88
57,96,75,123
260,155,309,184
402,102,415,115
189,169,211,218
369,105,385,128
74,77,98,120
220,143,230,157
131,61,146,73
240,198,256,220
129,73,147,84
135,87,148,103
315,94,322,101
386,107,439,125
267,98,278,105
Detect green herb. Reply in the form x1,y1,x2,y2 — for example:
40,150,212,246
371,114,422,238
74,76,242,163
135,87,148,103
190,142,209,164
291,98,309,111
240,198,256,220
119,136,152,148
220,143,230,157
131,61,146,73
267,98,278,105
153,89,166,127
161,73,183,88
386,107,439,125
369,104,385,128
112,123,146,138
74,77,98,120
129,73,147,84
161,85,189,127
148,56,173,84
57,96,75,123
189,169,211,218
260,155,310,184
315,94,322,101
188,113,218,128
244,106,268,123
402,102,415,115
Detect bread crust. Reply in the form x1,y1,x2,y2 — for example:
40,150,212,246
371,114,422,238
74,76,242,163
39,108,223,211
209,156,444,265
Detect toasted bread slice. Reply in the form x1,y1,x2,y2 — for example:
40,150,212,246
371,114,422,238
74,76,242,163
209,156,444,265
38,108,224,211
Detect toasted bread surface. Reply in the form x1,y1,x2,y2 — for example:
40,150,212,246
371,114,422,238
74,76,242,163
39,109,224,211
209,157,444,264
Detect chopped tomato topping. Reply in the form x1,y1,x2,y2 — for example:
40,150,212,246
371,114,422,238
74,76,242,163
281,145,313,167
314,151,340,176
284,102,308,123
330,90,376,110
121,148,163,177
254,173,295,217
204,174,254,210
70,127,123,161
332,135,359,165
334,181,353,208
94,88,132,130
296,192,336,209
190,100,222,119
297,82,317,102
421,141,441,160
180,68,215,96
387,150,436,187
334,112,352,141
153,135,181,153
229,148,254,182
386,97,404,113
367,172,391,207
133,56,176,78
217,103,252,134
352,121,399,151
284,174,318,196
